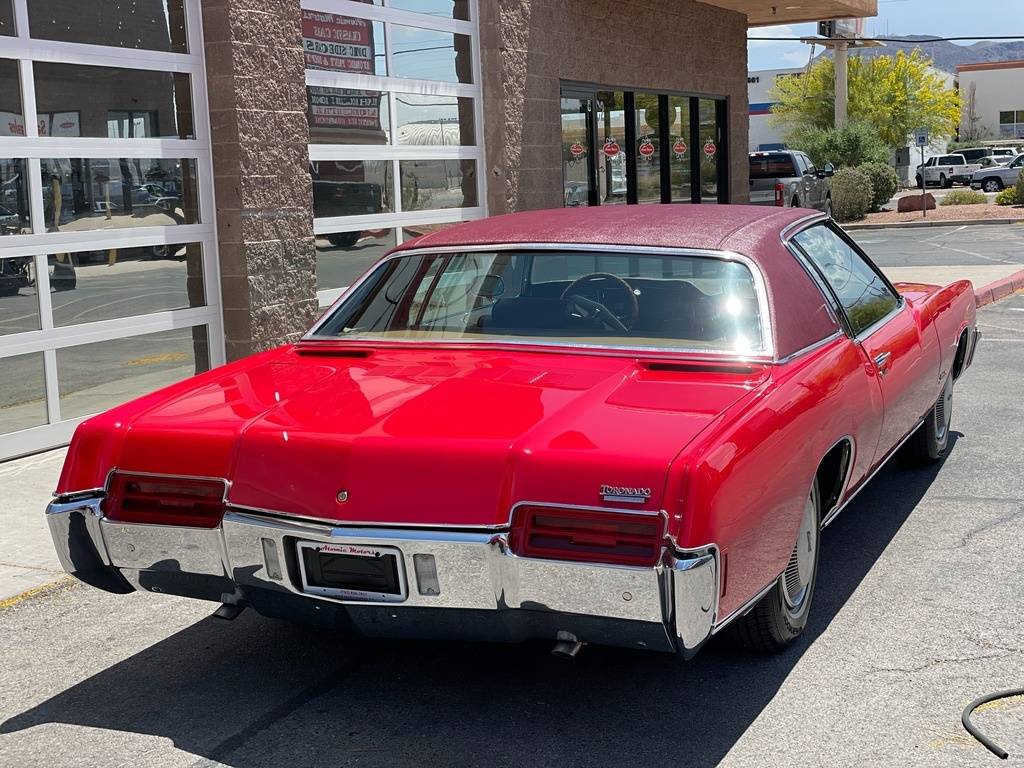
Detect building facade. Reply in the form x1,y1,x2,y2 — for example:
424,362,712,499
957,60,1024,142
0,0,876,460
747,67,804,151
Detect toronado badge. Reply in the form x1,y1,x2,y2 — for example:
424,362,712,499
600,485,653,504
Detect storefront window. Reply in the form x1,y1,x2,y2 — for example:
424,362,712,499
312,160,393,219
0,353,47,433
34,64,194,139
0,159,30,235
302,10,386,76
390,26,472,84
388,0,469,21
699,98,720,204
56,326,210,421
39,158,200,233
0,2,14,36
596,91,627,206
396,94,475,146
0,59,24,136
307,88,389,145
0,257,39,336
668,95,692,203
28,0,188,53
316,228,395,291
399,160,477,211
561,96,592,207
49,243,205,327
634,93,662,204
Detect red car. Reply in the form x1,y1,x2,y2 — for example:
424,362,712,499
46,205,979,659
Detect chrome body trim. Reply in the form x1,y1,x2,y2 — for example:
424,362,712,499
774,330,844,366
303,242,777,361
822,417,924,529
44,499,720,656
710,574,781,635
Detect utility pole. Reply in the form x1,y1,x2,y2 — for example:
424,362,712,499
804,20,881,129
834,40,849,128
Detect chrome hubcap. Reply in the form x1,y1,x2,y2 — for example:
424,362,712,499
783,493,817,610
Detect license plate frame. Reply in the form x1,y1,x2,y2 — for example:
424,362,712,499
296,540,407,603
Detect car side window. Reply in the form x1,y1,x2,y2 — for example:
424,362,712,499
792,225,900,337
801,154,817,175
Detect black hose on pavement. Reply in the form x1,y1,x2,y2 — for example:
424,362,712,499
961,687,1024,760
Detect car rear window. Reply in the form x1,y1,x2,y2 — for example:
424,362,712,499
940,156,965,165
313,249,768,355
749,154,797,179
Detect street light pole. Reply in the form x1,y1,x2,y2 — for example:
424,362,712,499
834,40,849,128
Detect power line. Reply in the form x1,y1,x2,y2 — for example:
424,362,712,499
748,35,1024,42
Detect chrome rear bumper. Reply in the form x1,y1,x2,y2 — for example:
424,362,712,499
46,497,718,656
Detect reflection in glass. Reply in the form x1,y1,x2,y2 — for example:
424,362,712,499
34,63,194,139
635,94,662,204
307,87,389,145
302,11,385,76
39,158,199,233
699,98,720,204
388,0,469,20
668,96,692,203
390,26,472,84
561,96,591,207
311,160,392,219
28,0,188,53
596,91,626,205
316,228,396,291
0,1,13,36
402,224,453,241
0,159,30,235
0,59,23,137
49,243,204,327
399,160,477,211
0,352,46,434
396,94,474,146
57,326,210,421
0,257,39,336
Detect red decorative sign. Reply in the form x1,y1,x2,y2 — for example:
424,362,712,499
302,9,375,73
638,139,656,158
602,139,620,158
569,141,586,158
703,141,717,158
672,139,688,156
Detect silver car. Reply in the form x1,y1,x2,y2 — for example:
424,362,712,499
971,153,1024,192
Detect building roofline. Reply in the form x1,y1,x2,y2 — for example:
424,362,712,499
956,60,1024,73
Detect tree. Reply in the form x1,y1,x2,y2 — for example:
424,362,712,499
788,120,890,168
770,49,961,152
960,82,987,142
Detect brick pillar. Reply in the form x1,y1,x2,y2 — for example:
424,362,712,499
202,0,318,361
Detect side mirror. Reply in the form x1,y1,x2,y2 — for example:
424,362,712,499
819,163,836,178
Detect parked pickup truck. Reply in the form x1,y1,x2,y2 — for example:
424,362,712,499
916,154,978,188
749,151,835,214
970,153,1024,192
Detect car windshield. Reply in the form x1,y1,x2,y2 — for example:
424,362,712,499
313,249,767,354
749,154,797,179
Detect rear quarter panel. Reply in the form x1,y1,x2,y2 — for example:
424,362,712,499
665,336,883,621
895,280,976,382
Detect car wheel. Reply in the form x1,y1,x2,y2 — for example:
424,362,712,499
940,173,950,188
327,231,360,248
905,375,953,464
730,478,820,652
791,196,800,209
916,174,924,190
983,179,1003,193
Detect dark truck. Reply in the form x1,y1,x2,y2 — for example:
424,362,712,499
310,165,384,248
749,151,834,214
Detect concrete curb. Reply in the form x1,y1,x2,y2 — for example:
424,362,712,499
844,218,1024,231
975,268,1024,308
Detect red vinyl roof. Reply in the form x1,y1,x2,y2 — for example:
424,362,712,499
393,205,840,359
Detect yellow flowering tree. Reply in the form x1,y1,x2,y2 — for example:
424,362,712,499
770,49,962,151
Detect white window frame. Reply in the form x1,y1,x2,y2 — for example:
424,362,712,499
0,0,224,460
301,0,487,304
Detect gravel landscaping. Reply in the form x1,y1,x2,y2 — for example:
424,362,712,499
859,203,1024,225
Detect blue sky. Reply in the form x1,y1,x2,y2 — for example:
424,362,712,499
748,0,1024,70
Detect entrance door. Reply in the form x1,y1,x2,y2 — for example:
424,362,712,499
560,85,728,207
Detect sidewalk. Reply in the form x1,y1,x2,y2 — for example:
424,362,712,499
0,448,68,602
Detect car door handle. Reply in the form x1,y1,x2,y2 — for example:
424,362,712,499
874,351,892,375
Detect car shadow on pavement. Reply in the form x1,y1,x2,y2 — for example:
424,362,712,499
0,443,957,768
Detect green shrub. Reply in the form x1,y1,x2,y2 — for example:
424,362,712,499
831,168,874,221
940,189,988,206
857,162,900,210
787,120,890,169
995,186,1017,206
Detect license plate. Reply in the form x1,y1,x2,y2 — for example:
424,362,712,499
296,541,407,603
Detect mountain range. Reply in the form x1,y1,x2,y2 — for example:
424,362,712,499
819,35,1024,73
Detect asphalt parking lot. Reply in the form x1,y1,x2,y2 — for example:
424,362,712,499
1,294,1022,767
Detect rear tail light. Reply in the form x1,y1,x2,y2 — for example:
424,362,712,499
774,182,784,207
102,472,227,528
509,506,665,567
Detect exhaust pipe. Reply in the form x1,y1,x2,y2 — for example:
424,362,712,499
551,631,583,659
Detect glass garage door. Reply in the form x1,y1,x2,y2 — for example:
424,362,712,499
0,0,223,461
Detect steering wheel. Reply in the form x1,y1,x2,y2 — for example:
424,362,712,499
560,272,639,333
